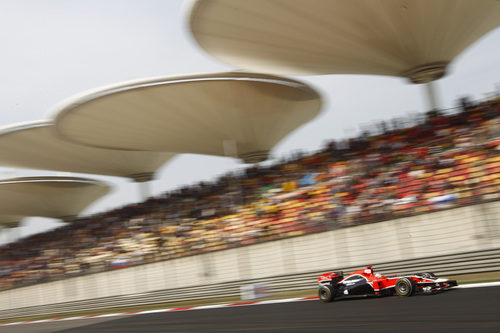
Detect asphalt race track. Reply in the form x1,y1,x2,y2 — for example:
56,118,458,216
2,286,499,333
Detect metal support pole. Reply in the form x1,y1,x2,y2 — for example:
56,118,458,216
424,81,440,111
132,173,154,202
138,181,151,201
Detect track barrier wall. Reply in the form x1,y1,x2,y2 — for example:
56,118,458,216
0,201,499,318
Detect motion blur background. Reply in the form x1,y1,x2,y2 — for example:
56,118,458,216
0,0,499,325
1,0,499,240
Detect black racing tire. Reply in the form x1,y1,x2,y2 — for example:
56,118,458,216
395,278,415,297
318,284,335,302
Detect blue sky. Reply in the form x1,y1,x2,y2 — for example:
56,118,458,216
0,0,499,241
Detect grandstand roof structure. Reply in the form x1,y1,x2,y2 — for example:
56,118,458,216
0,121,175,182
0,176,110,226
189,0,500,83
53,72,322,163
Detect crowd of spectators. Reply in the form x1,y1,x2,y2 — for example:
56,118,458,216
0,97,499,291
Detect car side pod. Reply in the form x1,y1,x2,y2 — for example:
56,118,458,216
319,284,335,302
395,277,416,296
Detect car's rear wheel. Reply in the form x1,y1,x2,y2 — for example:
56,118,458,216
395,278,415,297
318,284,335,302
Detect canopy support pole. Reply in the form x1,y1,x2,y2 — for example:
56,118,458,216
131,173,154,202
138,181,151,201
424,81,440,111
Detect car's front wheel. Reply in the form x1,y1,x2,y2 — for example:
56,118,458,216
395,278,415,297
318,284,335,302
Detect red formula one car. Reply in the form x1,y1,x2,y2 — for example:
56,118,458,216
317,266,457,302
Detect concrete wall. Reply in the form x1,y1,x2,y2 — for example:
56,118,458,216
1,201,499,310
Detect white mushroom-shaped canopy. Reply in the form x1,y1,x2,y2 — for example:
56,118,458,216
0,176,110,221
53,72,322,163
0,121,175,182
189,0,500,83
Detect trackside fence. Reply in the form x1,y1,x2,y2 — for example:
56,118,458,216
0,248,499,319
0,200,499,319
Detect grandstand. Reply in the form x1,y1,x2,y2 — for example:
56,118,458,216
0,96,498,291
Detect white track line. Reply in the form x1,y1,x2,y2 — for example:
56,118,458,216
1,283,498,326
454,281,500,289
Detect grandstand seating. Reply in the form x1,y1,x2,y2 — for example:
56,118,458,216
0,98,499,291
